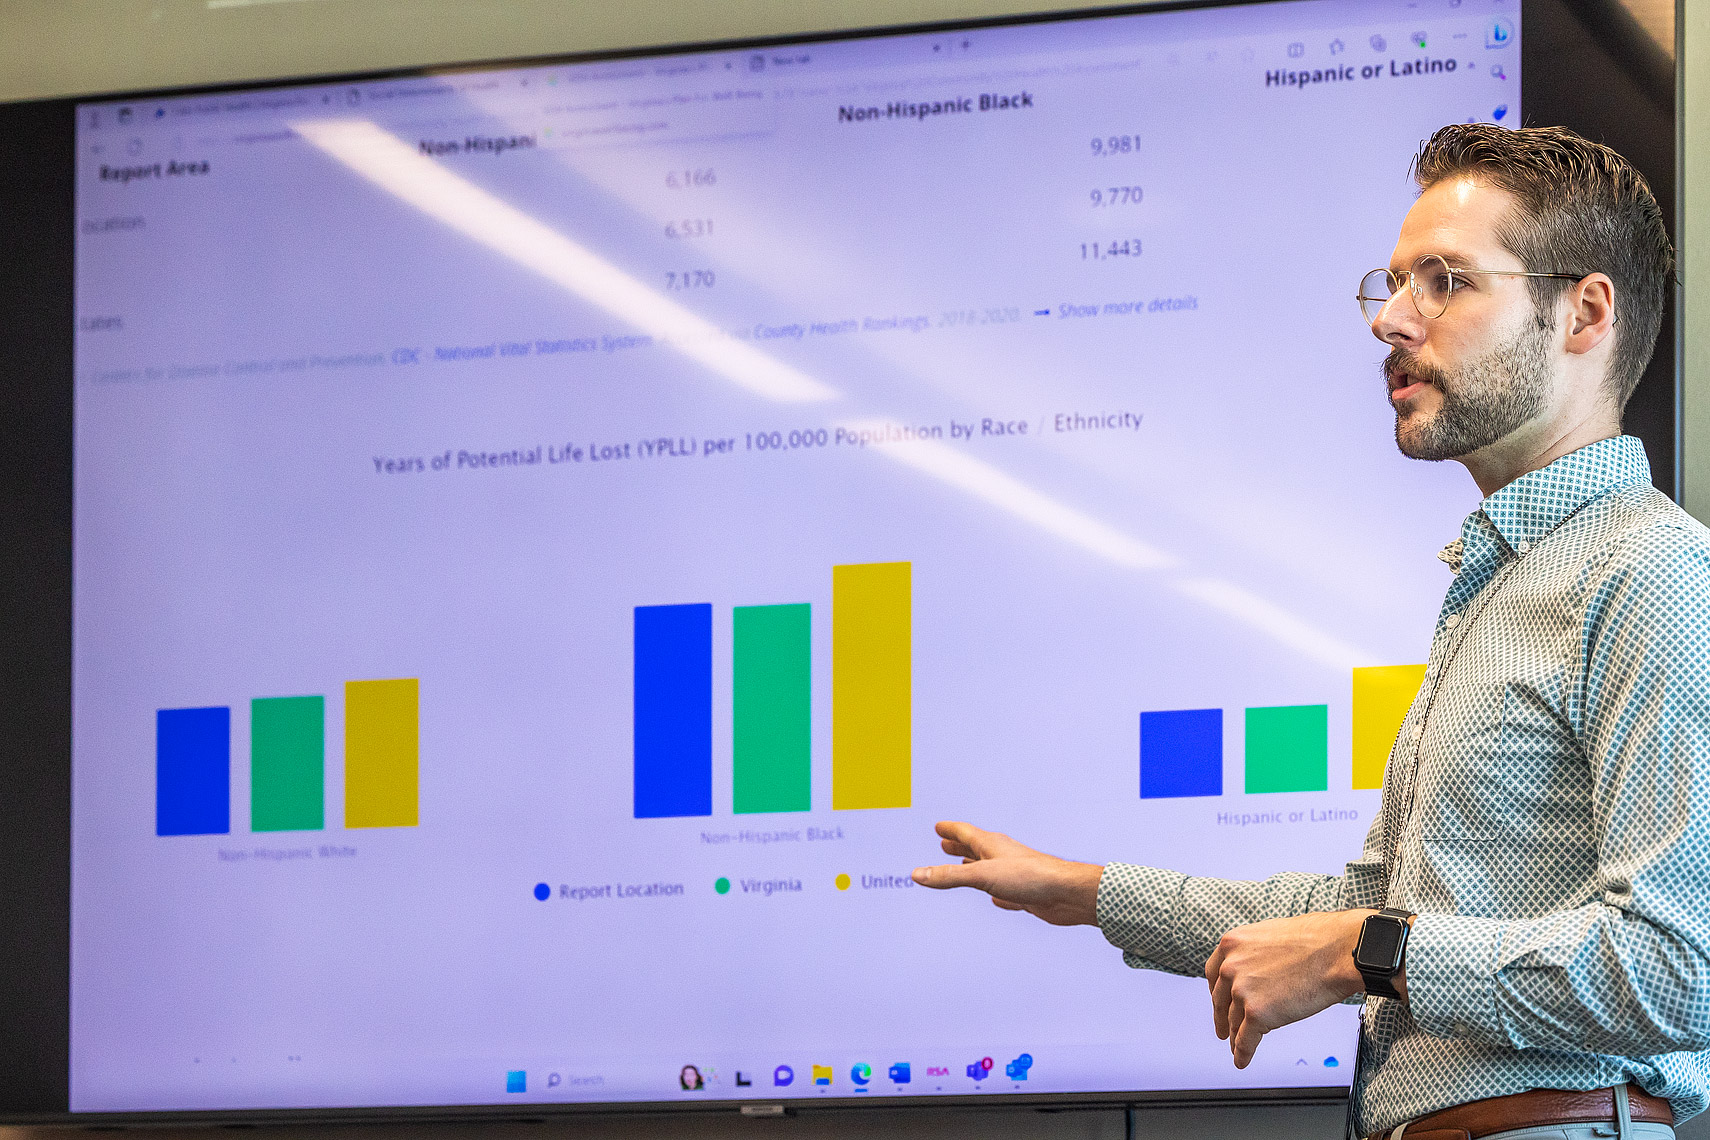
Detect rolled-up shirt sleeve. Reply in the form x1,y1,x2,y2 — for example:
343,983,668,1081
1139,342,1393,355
1407,528,1710,1055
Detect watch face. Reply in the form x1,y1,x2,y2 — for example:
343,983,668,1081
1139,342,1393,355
1356,919,1406,970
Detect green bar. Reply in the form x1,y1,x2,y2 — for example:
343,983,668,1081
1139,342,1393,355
734,603,811,814
1244,704,1328,794
251,695,325,831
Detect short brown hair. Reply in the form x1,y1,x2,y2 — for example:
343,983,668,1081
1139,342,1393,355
1412,123,1673,407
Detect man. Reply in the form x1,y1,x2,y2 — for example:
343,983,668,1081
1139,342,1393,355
912,123,1705,1140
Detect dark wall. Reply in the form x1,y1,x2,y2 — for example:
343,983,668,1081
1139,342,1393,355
0,95,73,1117
1525,0,1679,495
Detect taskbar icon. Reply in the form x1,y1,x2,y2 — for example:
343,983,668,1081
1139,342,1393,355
747,1057,1018,1094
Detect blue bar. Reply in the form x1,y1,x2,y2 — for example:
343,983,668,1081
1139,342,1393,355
1140,708,1222,799
634,604,713,818
156,706,232,835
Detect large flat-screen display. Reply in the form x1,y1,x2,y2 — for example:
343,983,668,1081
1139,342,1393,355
0,0,1679,1122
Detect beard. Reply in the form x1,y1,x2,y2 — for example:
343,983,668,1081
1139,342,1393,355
1385,317,1554,462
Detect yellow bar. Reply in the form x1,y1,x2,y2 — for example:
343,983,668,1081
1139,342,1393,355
1351,665,1426,790
344,678,419,828
832,562,911,810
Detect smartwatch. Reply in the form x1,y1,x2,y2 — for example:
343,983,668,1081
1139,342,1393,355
1352,907,1415,999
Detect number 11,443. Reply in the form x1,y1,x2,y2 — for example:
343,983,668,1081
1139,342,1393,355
1080,238,1142,261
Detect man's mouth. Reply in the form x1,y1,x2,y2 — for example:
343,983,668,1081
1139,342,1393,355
1387,365,1430,403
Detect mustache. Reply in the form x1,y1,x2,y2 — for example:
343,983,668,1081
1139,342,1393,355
1383,346,1451,391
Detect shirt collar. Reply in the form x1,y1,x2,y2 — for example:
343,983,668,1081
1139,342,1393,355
1476,435,1652,554
1435,436,1651,575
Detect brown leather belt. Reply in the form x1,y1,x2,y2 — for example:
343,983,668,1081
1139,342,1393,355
1368,1086,1674,1140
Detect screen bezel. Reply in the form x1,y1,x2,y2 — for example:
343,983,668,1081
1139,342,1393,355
0,0,1679,1122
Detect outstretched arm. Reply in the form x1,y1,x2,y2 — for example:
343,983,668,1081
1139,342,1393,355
914,815,1394,1067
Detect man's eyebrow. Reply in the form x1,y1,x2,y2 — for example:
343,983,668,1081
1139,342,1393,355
1389,250,1480,272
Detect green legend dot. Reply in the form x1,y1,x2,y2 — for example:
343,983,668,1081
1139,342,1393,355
715,877,731,894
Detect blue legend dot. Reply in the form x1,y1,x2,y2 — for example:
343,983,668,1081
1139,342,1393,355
533,882,550,901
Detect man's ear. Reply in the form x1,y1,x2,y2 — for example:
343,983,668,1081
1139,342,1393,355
1563,272,1616,356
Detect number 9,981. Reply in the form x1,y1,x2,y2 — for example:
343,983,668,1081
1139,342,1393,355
1090,134,1140,157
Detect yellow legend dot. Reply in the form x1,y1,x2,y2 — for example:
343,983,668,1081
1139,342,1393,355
835,873,852,891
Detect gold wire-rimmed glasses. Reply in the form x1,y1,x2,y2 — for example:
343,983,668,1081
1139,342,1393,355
1357,254,1588,325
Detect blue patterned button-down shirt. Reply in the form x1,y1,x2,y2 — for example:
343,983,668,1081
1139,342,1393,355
1097,436,1710,1134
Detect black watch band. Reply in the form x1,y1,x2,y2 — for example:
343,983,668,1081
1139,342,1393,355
1353,907,1414,1000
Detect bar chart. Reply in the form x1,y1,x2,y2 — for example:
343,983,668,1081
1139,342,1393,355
831,562,912,812
1245,704,1329,794
154,678,419,836
345,679,421,829
634,604,715,819
1351,665,1428,790
1138,709,1222,799
156,707,232,837
733,603,811,815
250,696,324,832
631,561,912,819
1138,665,1425,799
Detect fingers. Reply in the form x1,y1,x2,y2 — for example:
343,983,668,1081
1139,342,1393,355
1204,940,1231,1041
911,861,988,890
1209,965,1233,1042
934,820,981,846
1204,942,1226,990
936,819,1025,863
918,824,993,891
992,897,1026,911
1231,1014,1266,1069
935,821,982,861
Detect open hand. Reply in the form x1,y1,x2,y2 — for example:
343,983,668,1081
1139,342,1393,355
911,821,1104,926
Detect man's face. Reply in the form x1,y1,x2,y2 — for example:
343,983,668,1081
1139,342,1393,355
1371,178,1561,462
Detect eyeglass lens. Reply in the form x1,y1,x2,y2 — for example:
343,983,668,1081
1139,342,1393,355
1358,255,1454,324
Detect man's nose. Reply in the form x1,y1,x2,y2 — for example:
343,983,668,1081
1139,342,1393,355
1371,287,1426,348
